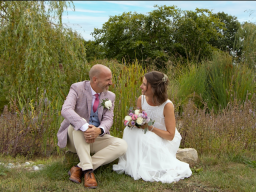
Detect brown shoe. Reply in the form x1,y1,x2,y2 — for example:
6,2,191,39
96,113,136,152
84,171,97,189
68,166,82,184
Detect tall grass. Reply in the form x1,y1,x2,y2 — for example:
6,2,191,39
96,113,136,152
175,51,256,112
175,63,207,108
0,92,63,157
1,55,255,157
179,95,256,155
0,60,145,156
110,62,145,137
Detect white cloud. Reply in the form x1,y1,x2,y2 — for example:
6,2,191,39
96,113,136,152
62,15,109,23
106,1,142,6
66,8,105,13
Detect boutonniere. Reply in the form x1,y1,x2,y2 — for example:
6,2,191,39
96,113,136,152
100,98,112,110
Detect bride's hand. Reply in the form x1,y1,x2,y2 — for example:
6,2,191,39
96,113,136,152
142,124,154,131
140,124,148,129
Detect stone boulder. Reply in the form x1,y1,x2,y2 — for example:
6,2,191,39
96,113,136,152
176,148,198,166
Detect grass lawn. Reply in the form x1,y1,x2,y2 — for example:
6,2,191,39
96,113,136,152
0,153,255,192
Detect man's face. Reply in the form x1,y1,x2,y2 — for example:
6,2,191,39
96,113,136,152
96,70,112,93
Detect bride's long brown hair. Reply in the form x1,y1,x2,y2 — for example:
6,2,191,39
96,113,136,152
144,71,169,105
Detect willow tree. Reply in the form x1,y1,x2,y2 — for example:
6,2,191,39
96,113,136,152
234,22,256,70
0,1,87,104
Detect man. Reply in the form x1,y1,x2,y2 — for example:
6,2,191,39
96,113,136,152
57,64,127,189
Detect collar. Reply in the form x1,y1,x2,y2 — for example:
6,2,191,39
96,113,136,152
90,83,101,96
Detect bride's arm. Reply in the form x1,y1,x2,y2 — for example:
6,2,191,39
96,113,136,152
149,102,176,141
136,95,142,109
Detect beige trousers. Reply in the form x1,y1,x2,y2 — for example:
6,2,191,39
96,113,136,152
67,125,127,171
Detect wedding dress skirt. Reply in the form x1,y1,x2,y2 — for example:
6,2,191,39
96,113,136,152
113,96,192,183
113,126,192,183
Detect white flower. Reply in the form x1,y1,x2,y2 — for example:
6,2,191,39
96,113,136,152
136,117,144,125
125,116,132,122
134,109,140,115
104,100,112,109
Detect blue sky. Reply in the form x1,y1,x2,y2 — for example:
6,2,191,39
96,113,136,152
61,1,256,41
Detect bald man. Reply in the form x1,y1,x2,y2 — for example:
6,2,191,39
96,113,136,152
57,64,127,189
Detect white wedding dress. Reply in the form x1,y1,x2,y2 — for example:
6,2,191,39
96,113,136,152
113,95,192,183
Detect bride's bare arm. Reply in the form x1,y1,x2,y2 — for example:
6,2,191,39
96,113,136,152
149,102,176,140
136,95,142,109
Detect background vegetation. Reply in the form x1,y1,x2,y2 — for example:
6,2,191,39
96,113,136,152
0,1,255,191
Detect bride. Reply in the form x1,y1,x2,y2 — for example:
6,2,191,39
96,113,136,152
113,71,192,183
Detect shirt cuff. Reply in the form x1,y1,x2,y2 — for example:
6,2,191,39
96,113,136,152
80,123,89,132
99,126,105,136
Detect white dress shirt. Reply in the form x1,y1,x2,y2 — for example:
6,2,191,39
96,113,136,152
79,84,105,135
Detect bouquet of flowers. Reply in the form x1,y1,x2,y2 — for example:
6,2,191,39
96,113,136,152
123,107,155,134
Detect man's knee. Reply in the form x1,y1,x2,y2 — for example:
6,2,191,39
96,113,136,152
115,138,127,156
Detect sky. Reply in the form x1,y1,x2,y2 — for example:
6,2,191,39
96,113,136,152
61,1,256,41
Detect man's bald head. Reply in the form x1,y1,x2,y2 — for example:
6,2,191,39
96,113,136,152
89,64,111,80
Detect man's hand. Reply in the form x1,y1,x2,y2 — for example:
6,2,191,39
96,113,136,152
84,125,101,140
85,138,95,144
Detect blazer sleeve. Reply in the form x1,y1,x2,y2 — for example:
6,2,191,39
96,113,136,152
99,93,115,134
61,84,87,130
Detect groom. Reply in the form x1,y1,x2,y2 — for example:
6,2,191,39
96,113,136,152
57,64,127,189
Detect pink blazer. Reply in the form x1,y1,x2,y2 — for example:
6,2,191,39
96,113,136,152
57,80,115,148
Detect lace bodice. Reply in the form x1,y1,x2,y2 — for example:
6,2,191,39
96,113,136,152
141,95,173,131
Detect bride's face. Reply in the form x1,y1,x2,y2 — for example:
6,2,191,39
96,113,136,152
140,77,153,96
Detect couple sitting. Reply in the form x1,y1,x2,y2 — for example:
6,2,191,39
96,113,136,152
57,64,192,189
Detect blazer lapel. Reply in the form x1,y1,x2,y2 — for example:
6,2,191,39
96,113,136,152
84,82,93,117
98,91,107,122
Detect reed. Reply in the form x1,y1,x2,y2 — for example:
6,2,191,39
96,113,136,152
175,51,256,112
109,61,146,137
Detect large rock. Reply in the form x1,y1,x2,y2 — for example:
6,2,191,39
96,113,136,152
176,148,198,166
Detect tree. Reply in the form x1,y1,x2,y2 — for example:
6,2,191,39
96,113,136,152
93,12,149,64
173,8,225,62
0,1,87,103
92,5,225,68
92,6,180,68
234,22,256,70
83,40,105,62
209,12,241,53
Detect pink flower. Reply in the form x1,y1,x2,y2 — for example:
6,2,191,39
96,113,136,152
124,120,128,126
132,114,137,120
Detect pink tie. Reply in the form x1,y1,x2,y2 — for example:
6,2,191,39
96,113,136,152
93,94,99,112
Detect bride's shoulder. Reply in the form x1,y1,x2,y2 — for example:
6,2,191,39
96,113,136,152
163,99,174,107
163,101,174,114
136,95,144,108
137,95,143,102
